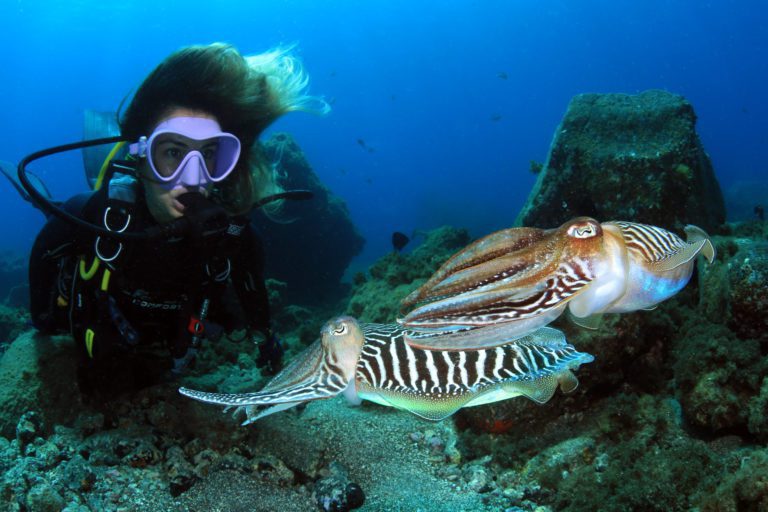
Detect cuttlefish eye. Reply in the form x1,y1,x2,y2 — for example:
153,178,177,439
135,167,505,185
566,219,602,239
333,322,348,336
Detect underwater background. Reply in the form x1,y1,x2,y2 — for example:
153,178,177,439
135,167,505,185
0,0,766,268
0,1,768,512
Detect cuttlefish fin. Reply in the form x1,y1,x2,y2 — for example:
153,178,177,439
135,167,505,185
357,383,474,421
651,240,705,272
684,225,716,263
650,224,715,272
507,370,581,404
569,312,603,330
557,370,580,394
506,374,560,404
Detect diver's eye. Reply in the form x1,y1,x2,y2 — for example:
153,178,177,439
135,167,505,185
333,323,348,335
201,147,218,160
164,147,183,160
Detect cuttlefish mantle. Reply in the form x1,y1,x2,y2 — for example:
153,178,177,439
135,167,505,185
179,317,593,424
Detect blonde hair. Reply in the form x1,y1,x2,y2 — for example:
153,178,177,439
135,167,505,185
243,45,329,218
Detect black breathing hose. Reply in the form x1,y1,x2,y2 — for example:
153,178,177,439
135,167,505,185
19,138,316,241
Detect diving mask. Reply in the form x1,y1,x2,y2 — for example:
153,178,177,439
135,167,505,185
128,117,241,189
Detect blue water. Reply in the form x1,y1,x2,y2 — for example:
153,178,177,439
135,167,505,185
0,1,765,271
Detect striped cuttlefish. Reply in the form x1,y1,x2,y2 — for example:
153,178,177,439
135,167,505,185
398,218,716,351
179,318,593,424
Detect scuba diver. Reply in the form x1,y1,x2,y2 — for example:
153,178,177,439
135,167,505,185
20,43,327,399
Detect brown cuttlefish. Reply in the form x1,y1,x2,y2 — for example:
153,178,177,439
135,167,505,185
398,217,715,351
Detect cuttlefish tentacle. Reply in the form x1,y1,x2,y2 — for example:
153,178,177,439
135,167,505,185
399,217,607,350
179,316,365,425
398,218,714,351
401,227,547,309
180,318,594,424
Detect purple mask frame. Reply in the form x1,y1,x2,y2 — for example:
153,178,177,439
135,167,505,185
128,117,241,190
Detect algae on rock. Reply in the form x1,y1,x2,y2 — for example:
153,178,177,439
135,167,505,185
517,90,725,232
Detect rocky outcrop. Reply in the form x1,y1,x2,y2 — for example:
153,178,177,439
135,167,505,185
517,90,725,232
252,133,365,305
0,332,82,438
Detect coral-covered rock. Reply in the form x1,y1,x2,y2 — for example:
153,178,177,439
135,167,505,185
0,332,81,439
517,90,725,232
702,237,768,345
252,133,365,304
0,305,28,355
698,448,768,511
25,482,65,512
673,320,768,437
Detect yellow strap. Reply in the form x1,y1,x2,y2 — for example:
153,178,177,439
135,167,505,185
79,257,100,280
94,141,126,191
85,329,95,358
100,268,111,292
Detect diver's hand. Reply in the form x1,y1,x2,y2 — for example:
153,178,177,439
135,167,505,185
171,347,197,376
177,193,229,239
254,332,284,375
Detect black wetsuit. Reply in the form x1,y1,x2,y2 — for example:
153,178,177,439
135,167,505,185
29,183,271,397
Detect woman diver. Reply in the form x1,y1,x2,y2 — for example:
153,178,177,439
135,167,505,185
24,43,327,399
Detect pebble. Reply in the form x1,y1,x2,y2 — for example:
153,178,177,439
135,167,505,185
16,411,44,447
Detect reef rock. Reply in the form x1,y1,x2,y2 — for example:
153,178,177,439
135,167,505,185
251,133,365,305
517,90,725,232
698,229,768,346
0,331,82,438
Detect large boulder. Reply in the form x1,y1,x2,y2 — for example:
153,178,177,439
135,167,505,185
517,90,725,232
251,133,365,305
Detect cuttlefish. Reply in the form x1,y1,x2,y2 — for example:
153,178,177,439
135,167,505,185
179,317,593,424
398,218,715,351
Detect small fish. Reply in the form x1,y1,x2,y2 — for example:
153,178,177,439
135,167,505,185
392,232,410,252
357,139,375,153
490,114,503,122
497,71,508,80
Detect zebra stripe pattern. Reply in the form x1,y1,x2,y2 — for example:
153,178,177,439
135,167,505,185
612,221,687,264
357,324,590,399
